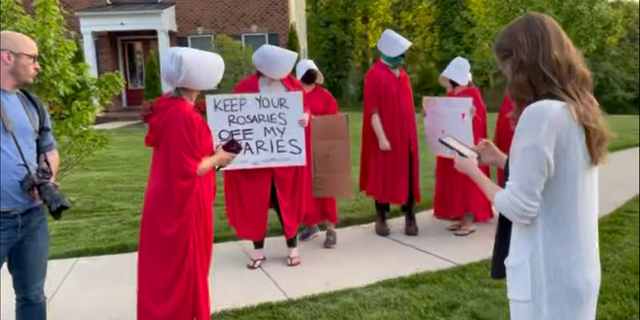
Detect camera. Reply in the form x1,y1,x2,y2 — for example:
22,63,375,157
20,164,71,220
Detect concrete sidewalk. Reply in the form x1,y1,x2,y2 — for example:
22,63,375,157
93,120,141,130
1,148,638,320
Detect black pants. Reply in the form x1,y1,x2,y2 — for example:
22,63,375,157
375,151,415,214
253,181,298,250
490,157,513,279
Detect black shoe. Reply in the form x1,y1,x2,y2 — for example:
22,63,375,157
299,225,320,242
324,229,337,248
375,212,390,237
405,213,419,236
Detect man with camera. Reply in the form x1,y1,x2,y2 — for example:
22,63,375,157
1,31,65,320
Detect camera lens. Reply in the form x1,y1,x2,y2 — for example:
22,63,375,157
37,182,71,220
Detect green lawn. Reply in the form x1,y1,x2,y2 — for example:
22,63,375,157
212,196,640,320
50,113,640,259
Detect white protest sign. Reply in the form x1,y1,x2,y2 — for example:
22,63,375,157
205,92,306,170
422,96,474,157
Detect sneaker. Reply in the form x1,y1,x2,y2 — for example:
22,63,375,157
323,229,337,248
299,225,320,242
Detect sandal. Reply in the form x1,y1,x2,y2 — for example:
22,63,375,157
454,227,476,237
247,257,266,270
286,255,301,267
446,222,462,231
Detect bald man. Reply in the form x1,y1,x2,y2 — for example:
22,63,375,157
1,31,59,320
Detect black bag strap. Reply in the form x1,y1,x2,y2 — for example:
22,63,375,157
0,90,38,176
0,89,49,159
18,89,48,137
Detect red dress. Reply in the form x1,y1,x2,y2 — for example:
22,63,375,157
433,87,493,222
494,95,517,186
359,60,421,205
223,73,310,241
137,95,215,320
303,86,339,226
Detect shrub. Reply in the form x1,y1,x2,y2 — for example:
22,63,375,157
286,24,301,55
213,35,254,94
0,0,125,180
144,50,163,102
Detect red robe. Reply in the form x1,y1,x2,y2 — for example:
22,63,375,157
359,60,421,205
224,73,310,241
303,86,339,226
433,87,493,222
494,95,517,186
137,95,215,320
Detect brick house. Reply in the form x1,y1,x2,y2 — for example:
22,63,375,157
53,0,308,109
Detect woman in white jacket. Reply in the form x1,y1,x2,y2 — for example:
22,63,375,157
453,12,611,320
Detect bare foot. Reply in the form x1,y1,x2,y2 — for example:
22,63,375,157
454,221,476,237
287,248,301,267
247,249,266,270
446,221,462,231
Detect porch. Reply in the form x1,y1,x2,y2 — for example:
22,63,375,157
76,2,177,110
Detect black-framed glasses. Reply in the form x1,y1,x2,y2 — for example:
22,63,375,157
0,49,39,64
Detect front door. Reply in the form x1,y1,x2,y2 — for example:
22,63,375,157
122,39,151,107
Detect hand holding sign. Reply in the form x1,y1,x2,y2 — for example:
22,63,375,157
298,112,310,127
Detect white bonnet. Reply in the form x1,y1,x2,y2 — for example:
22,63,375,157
161,47,225,90
377,29,412,57
252,45,298,80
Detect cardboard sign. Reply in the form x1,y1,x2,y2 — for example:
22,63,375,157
205,92,306,170
311,114,353,198
422,96,474,157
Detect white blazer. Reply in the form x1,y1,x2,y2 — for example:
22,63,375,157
494,99,601,320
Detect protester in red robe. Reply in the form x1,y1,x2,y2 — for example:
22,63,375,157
494,94,517,186
294,59,340,248
223,45,310,269
137,48,236,320
433,57,493,236
360,29,422,237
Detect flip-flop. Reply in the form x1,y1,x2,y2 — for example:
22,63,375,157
247,257,266,270
454,228,476,237
446,223,462,231
286,256,301,267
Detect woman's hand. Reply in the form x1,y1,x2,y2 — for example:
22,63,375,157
298,112,310,127
453,153,480,176
378,138,391,151
213,146,236,167
475,139,508,168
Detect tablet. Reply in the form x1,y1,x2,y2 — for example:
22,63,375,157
438,136,479,160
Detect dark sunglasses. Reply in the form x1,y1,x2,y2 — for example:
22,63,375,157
1,49,39,63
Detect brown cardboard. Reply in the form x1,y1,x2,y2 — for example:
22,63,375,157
311,114,354,198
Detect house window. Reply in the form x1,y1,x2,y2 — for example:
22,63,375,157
188,35,214,52
242,33,269,51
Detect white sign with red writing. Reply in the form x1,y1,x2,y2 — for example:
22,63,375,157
422,96,474,157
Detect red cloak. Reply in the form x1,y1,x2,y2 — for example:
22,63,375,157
303,86,339,226
137,95,215,320
494,95,516,186
433,87,493,222
359,60,421,205
223,73,309,241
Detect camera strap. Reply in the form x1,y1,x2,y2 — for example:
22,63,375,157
0,92,39,176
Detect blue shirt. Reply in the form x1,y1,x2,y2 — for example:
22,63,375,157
1,89,57,212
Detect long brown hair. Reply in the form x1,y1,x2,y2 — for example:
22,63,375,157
494,12,611,166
